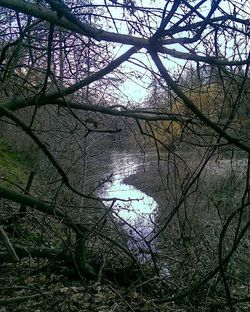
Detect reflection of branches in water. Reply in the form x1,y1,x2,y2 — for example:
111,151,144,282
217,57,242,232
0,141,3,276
112,210,159,274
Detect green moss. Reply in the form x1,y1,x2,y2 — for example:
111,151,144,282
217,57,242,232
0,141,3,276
0,139,32,188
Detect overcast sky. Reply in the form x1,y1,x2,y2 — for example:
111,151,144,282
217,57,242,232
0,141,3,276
93,1,249,104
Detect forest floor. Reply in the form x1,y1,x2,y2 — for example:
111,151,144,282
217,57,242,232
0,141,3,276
0,258,191,312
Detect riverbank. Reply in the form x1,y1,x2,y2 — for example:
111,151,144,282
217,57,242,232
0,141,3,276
124,156,249,208
122,153,250,311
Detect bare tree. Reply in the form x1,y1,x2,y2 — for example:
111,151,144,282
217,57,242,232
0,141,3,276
0,0,250,309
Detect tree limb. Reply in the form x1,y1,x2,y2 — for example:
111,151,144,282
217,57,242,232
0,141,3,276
0,226,19,261
149,50,250,153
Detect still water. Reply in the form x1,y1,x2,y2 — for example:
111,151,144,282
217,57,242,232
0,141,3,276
100,152,158,242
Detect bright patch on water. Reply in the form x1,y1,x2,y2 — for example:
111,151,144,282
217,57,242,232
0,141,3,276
100,152,157,238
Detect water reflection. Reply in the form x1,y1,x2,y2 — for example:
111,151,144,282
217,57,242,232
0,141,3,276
100,152,158,239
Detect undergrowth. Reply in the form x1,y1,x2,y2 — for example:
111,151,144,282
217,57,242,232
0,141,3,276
0,138,34,188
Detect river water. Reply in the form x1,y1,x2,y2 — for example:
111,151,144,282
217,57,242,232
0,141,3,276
99,151,158,249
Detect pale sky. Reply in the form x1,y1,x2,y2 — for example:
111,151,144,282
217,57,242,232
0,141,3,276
93,0,249,104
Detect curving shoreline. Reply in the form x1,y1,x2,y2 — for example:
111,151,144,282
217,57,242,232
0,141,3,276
123,168,166,209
